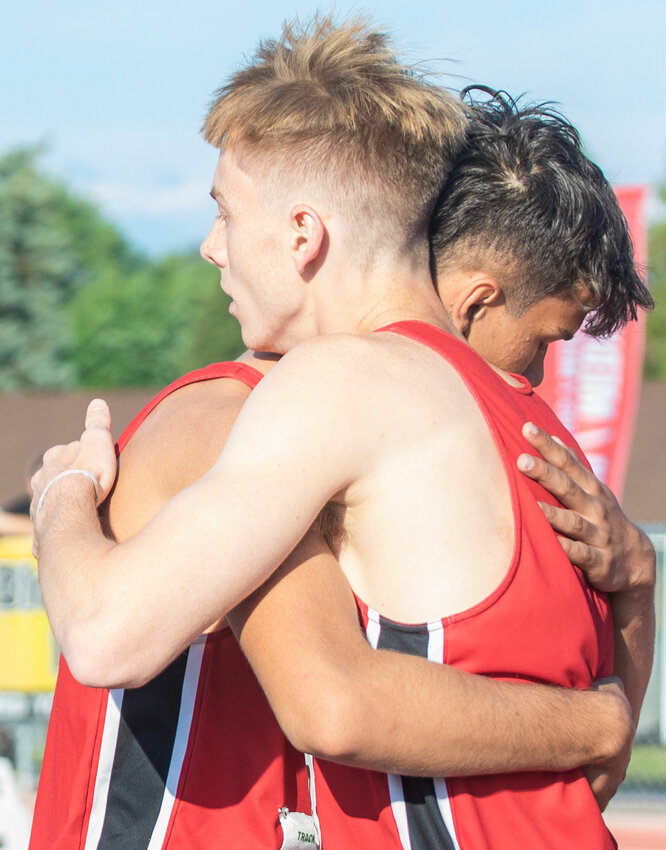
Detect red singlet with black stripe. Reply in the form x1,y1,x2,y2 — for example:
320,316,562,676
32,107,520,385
311,321,616,850
29,362,310,850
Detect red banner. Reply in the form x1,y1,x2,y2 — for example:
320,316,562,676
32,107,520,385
537,186,648,502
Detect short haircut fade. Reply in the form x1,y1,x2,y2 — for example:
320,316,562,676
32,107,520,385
203,16,468,249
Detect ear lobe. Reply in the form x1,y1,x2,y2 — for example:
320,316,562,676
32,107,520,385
290,205,325,277
450,274,502,337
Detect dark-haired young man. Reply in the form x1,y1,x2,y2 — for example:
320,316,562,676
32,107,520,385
31,22,653,850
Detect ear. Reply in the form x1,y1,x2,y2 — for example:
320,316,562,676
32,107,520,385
289,205,326,278
449,273,503,337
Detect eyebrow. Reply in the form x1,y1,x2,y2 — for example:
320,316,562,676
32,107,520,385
209,186,227,204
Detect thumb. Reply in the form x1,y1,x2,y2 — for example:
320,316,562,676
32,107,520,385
85,398,112,432
81,398,117,502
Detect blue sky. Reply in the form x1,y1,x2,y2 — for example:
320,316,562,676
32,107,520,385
3,0,664,255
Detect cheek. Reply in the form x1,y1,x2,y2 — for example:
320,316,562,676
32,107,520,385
507,329,542,372
490,330,534,374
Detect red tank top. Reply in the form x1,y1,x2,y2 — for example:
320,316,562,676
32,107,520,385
313,321,615,849
29,362,311,850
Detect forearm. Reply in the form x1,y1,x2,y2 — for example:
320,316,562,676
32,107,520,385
318,651,629,776
32,377,355,687
36,462,317,687
36,475,211,687
231,537,632,777
36,476,119,682
610,533,656,724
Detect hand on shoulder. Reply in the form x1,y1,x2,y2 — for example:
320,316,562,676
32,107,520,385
516,421,656,595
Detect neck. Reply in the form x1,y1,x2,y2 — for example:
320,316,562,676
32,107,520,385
311,254,461,339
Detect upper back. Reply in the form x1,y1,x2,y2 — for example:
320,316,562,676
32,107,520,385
312,323,586,629
316,325,511,622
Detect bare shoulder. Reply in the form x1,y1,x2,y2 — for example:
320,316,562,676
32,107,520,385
230,330,469,462
266,330,470,412
259,332,422,393
232,334,396,434
107,374,254,538
126,375,253,484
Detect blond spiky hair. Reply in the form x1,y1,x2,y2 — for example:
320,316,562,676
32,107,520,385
202,15,468,256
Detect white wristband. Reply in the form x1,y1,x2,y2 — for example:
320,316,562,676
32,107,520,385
35,469,100,519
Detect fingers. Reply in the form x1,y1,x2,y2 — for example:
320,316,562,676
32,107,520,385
521,422,599,495
537,501,609,577
517,451,590,512
537,500,598,543
79,402,117,501
553,535,602,573
30,443,80,519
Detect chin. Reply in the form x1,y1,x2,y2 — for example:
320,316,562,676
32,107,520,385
523,367,544,387
241,328,279,356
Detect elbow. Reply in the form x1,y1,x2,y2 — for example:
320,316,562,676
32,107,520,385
276,686,364,762
60,622,161,690
56,597,192,688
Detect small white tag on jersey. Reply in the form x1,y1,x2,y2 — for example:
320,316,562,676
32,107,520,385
278,807,321,850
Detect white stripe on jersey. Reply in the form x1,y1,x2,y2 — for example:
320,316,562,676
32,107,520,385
365,609,462,850
148,638,206,849
426,620,444,663
387,773,412,849
84,689,125,850
366,609,413,848
427,620,461,850
365,607,381,650
434,778,461,850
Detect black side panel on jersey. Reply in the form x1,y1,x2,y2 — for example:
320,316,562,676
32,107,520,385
97,650,189,849
377,621,456,850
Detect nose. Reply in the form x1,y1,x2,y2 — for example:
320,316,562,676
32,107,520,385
200,218,227,268
523,346,548,388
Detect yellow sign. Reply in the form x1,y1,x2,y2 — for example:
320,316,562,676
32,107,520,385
0,535,58,691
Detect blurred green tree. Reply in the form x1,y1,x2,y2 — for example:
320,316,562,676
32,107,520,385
69,252,243,387
0,148,80,388
645,186,666,379
0,147,243,389
0,147,145,389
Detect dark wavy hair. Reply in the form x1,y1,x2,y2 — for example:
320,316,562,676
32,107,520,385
430,87,653,337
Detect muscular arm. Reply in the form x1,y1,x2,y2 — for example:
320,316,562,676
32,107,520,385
229,530,631,784
32,340,382,686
